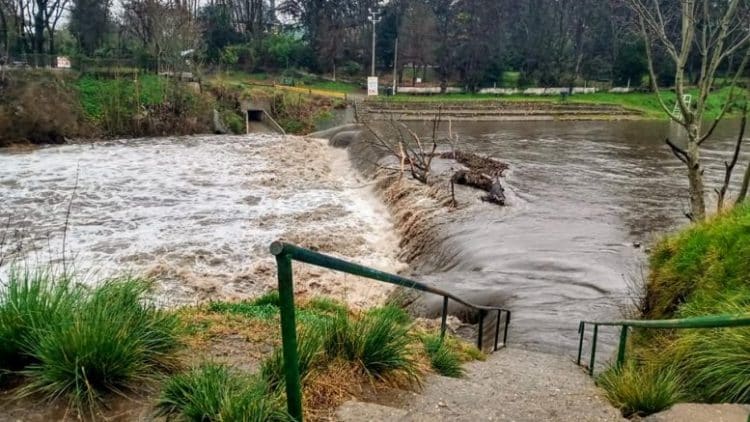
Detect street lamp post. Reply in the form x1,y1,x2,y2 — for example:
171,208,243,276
368,8,381,77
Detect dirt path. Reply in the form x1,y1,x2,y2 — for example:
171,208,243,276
337,347,624,422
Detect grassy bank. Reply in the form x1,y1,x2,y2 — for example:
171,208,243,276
373,87,747,119
0,71,246,147
207,72,347,134
599,204,750,417
0,270,482,420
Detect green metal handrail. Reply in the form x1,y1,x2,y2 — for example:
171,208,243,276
577,313,750,375
269,241,511,421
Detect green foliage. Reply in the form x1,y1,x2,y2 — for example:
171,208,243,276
220,46,240,67
670,301,750,403
598,362,683,417
422,335,464,378
378,87,749,120
321,307,419,380
604,205,750,415
261,327,325,391
18,277,181,412
340,61,362,77
252,291,281,307
646,204,750,319
261,304,420,390
75,75,213,136
76,74,165,121
221,110,245,134
156,363,288,421
0,268,78,370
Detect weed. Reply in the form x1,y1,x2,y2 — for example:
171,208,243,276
422,335,464,378
598,362,683,417
156,363,288,421
19,277,181,413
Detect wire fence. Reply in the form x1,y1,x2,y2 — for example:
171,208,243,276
0,54,183,76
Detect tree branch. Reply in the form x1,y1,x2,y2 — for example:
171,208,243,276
666,137,689,164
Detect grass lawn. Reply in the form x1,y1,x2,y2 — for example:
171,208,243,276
374,86,748,120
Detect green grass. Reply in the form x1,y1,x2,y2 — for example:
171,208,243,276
18,278,181,412
207,292,346,325
75,74,167,120
598,362,683,417
156,363,288,421
375,86,748,119
600,204,750,415
0,271,181,414
260,304,421,391
0,268,78,371
300,80,360,94
422,335,464,378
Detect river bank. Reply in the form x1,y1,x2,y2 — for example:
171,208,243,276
0,132,462,420
0,71,343,148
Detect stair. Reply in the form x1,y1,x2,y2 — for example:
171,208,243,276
336,347,624,422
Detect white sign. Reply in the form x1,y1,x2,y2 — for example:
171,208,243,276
57,56,71,68
416,77,422,84
367,77,379,96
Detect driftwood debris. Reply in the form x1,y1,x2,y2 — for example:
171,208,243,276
451,170,506,205
441,150,509,177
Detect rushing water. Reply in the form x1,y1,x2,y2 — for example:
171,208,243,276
401,119,748,354
0,134,401,305
1,121,746,355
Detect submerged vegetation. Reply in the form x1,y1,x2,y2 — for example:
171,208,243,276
599,204,750,416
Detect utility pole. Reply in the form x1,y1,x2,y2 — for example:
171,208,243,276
392,37,398,95
368,8,381,77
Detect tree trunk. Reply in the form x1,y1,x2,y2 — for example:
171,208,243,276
34,9,45,55
737,162,750,204
686,122,707,220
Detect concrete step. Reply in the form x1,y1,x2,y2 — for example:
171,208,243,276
643,404,750,422
336,347,625,422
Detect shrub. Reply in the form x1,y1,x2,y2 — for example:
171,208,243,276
222,110,245,134
321,307,420,382
670,300,750,403
261,326,324,391
156,363,288,421
261,304,421,390
0,268,79,371
18,277,181,412
422,335,464,378
598,362,684,417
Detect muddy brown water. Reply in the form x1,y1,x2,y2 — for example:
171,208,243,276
0,120,746,358
397,119,748,355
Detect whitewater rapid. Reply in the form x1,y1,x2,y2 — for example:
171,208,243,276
0,134,404,307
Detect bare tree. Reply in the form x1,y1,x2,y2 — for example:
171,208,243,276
626,0,750,220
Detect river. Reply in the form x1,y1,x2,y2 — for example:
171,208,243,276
399,119,748,354
0,120,746,355
0,134,403,307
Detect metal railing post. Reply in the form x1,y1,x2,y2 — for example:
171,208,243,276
440,296,449,340
494,310,502,351
589,324,598,376
503,311,511,347
477,310,486,349
577,322,585,366
276,254,303,421
616,325,629,368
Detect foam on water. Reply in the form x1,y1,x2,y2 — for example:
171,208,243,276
0,134,403,305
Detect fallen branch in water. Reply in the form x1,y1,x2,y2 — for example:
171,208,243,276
451,170,506,206
441,150,509,178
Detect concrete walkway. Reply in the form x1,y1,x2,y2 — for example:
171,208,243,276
337,347,624,422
